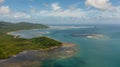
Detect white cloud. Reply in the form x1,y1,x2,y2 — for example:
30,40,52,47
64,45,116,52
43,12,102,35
37,3,87,18
0,6,10,14
51,3,62,11
85,0,114,10
0,5,30,19
12,12,30,19
0,1,120,23
0,0,4,3
38,9,87,18
36,4,120,23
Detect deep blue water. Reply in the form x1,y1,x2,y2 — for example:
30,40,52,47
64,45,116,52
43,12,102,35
8,25,120,67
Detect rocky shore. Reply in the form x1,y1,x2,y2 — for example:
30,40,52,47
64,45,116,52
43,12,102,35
0,43,77,67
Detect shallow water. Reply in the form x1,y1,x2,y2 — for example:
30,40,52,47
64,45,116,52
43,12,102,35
0,43,76,67
1,24,120,67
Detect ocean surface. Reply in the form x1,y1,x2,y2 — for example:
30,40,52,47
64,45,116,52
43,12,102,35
1,24,120,67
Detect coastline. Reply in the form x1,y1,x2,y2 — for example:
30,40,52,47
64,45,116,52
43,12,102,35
0,23,78,67
6,30,74,49
40,43,76,51
1,31,77,59
0,42,76,64
6,30,50,39
0,26,77,62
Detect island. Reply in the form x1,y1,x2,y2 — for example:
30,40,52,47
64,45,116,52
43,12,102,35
0,21,62,59
0,21,49,34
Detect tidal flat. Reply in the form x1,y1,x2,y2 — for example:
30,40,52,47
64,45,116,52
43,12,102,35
0,43,77,67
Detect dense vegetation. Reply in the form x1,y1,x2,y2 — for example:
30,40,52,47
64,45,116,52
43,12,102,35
0,21,49,34
0,35,62,59
0,21,62,59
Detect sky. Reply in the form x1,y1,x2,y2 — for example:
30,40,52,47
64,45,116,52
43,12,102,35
0,0,120,24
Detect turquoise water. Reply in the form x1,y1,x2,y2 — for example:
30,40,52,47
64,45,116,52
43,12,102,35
5,25,120,67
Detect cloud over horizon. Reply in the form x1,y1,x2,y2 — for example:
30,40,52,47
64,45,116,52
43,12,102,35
0,0,119,24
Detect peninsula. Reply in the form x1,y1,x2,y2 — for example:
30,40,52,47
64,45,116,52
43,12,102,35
0,21,62,59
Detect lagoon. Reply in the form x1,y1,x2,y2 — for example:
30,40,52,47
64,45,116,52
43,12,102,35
1,24,120,67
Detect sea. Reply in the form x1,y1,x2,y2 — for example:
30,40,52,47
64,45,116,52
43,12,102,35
1,24,120,67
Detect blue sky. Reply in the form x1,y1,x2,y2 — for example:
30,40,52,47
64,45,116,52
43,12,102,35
0,0,120,24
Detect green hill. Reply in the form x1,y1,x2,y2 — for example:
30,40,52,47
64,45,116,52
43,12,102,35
0,21,49,34
0,35,62,59
0,21,62,59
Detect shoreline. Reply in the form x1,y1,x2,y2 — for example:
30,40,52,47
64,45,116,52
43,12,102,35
6,31,76,51
7,28,48,34
7,30,50,38
1,42,75,56
0,28,77,61
0,42,76,64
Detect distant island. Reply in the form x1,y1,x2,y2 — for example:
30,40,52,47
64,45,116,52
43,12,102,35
0,21,49,34
0,21,62,59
